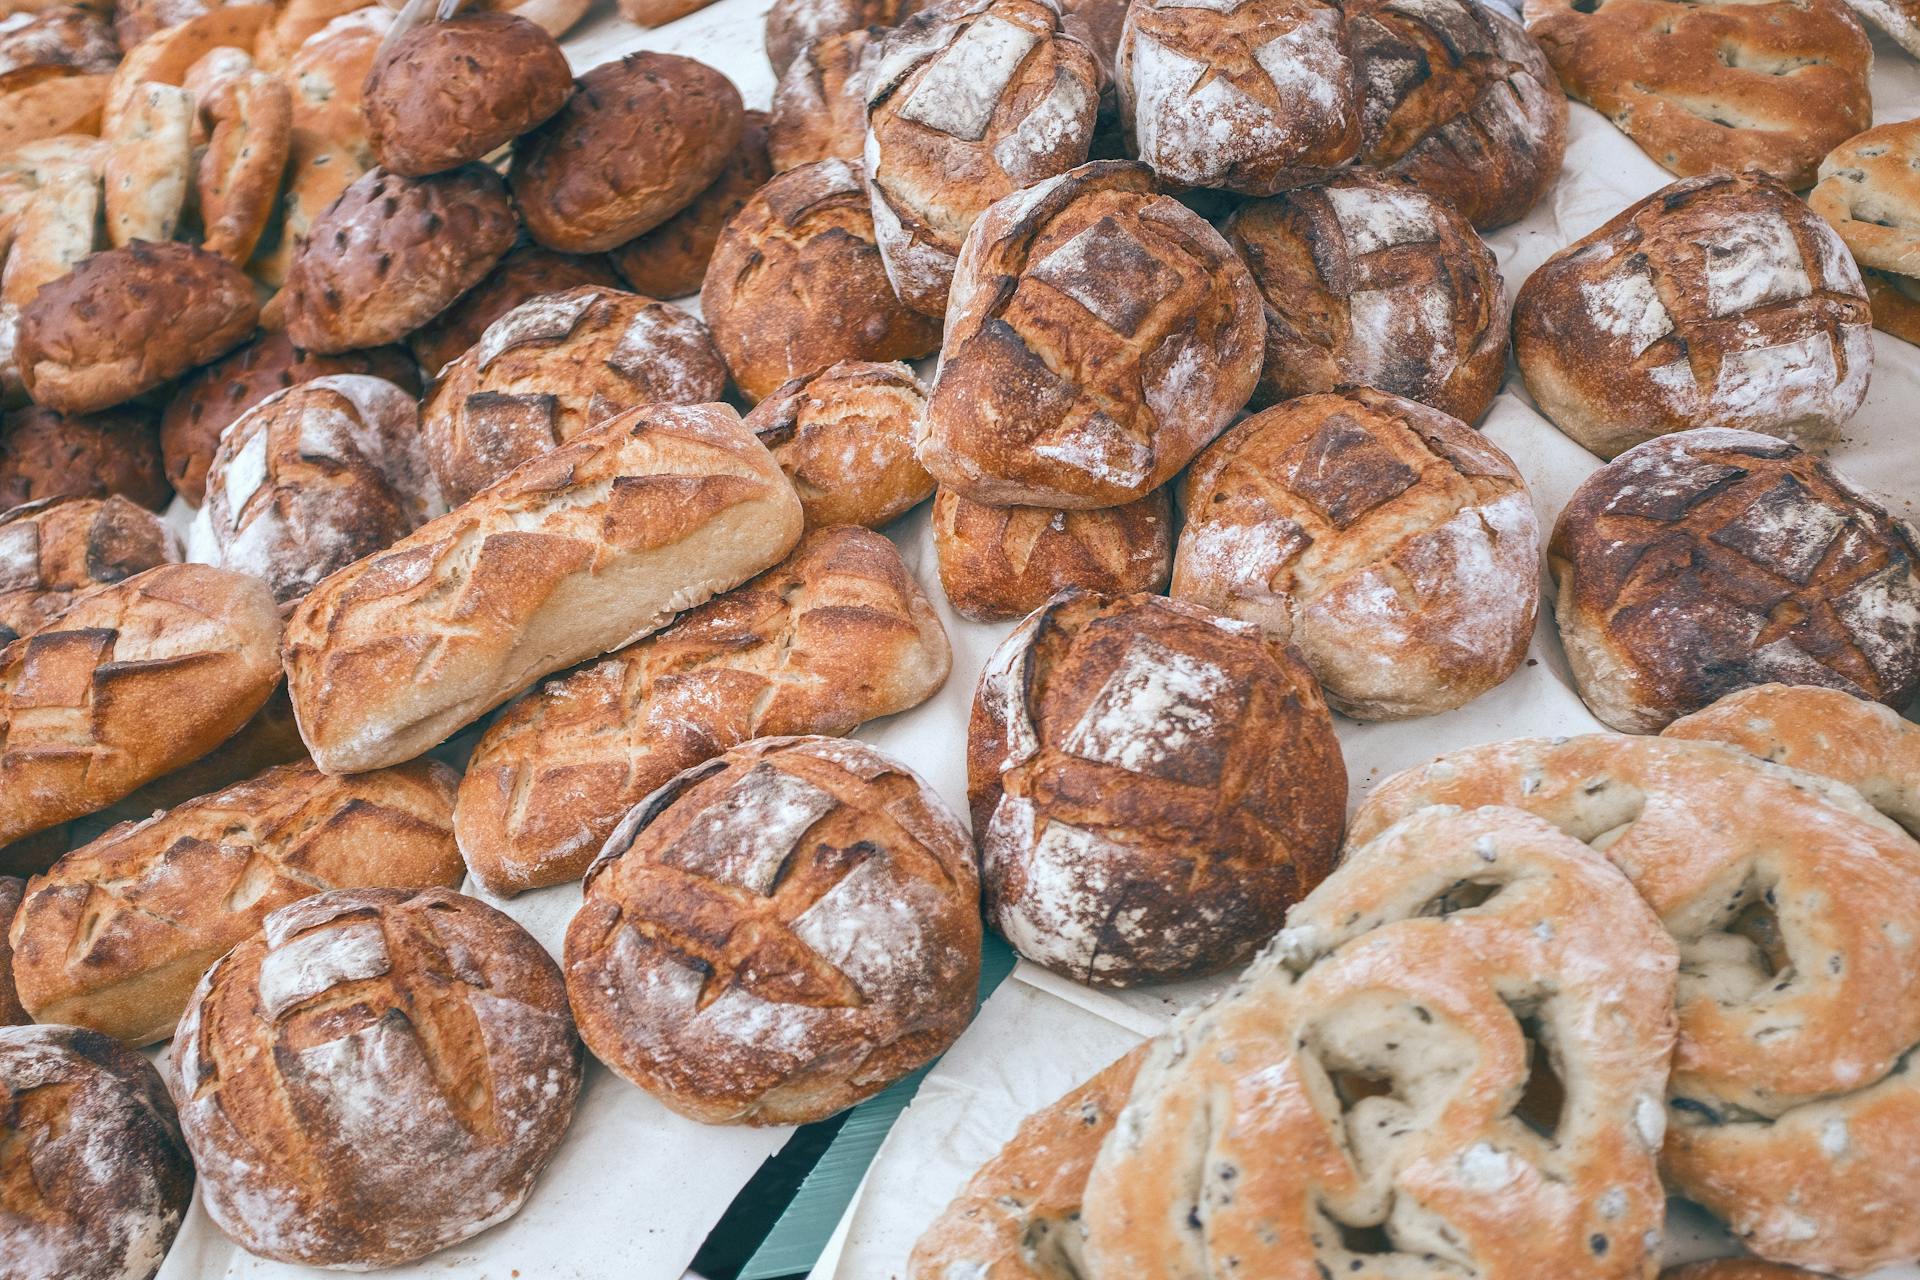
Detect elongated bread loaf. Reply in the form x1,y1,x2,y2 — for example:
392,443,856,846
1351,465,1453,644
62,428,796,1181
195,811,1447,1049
283,402,805,774
9,759,462,1046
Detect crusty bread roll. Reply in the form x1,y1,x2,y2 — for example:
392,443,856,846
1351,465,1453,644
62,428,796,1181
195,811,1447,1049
1173,388,1539,720
921,160,1264,508
409,244,623,379
0,494,178,645
0,874,24,1024
188,375,443,604
0,402,169,510
1515,172,1873,458
172,886,582,1269
88,682,307,825
284,402,805,775
608,111,771,301
11,758,461,1045
1551,428,1920,733
455,525,950,895
932,486,1171,622
765,0,913,77
767,29,872,173
0,562,282,862
194,67,291,264
420,286,728,505
0,1024,194,1280
970,591,1346,985
1810,120,1920,347
741,359,933,529
1224,174,1508,421
564,735,979,1124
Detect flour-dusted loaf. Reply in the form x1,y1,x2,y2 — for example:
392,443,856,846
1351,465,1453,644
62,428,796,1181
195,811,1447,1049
0,403,169,511
1811,119,1920,347
740,359,933,529
408,245,623,378
1550,428,1920,733
608,111,771,301
920,160,1264,508
172,886,582,1269
1224,174,1508,421
932,486,1172,621
1172,388,1539,720
1515,172,1873,458
0,562,282,862
863,0,1099,315
421,286,728,504
456,525,950,894
969,591,1345,986
0,1024,194,1280
189,375,441,604
765,0,914,76
767,30,872,172
10,758,461,1045
284,402,805,775
564,734,980,1124
0,494,178,645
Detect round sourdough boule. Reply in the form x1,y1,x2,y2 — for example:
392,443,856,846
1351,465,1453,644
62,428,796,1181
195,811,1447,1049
0,7,119,76
563,734,981,1125
740,359,933,529
281,165,517,355
421,285,728,504
1172,388,1539,720
766,0,913,77
702,157,942,403
920,160,1265,508
15,241,257,414
509,52,744,254
1514,172,1874,458
408,245,622,378
1550,428,1920,733
1810,120,1920,347
969,590,1346,985
0,403,168,509
362,12,572,177
767,29,872,173
159,331,421,506
932,486,1172,621
607,110,770,300
171,886,583,1270
1224,174,1509,421
0,494,179,645
0,1023,194,1280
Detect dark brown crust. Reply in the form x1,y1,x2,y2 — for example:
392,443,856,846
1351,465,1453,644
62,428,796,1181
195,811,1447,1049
362,12,572,177
0,6,119,76
407,245,622,378
608,111,771,301
1660,1264,1825,1279
739,358,933,529
767,30,871,174
932,486,1172,622
0,875,26,1025
510,52,745,254
0,404,170,511
0,495,178,646
1866,269,1920,347
16,241,259,413
764,0,911,77
282,165,517,354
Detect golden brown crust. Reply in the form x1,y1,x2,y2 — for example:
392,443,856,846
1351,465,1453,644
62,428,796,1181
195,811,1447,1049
172,886,583,1269
0,562,283,857
11,759,462,1046
0,7,118,76
1866,269,1920,347
248,0,365,70
767,29,872,173
764,0,912,78
701,158,942,403
17,241,259,414
932,486,1172,622
193,67,291,264
617,0,719,25
1549,428,1920,733
0,875,25,1024
89,681,307,824
362,12,572,178
0,66,106,151
420,285,729,505
101,4,268,136
1513,172,1874,458
1224,174,1509,420
969,591,1346,986
408,245,622,378
608,110,771,301
281,165,518,355
1661,1263,1828,1279
455,525,951,895
1525,0,1870,189
921,160,1265,508
0,494,179,646
1810,120,1920,348
0,403,169,511
740,359,933,530
563,735,980,1124
101,81,191,249
509,52,745,254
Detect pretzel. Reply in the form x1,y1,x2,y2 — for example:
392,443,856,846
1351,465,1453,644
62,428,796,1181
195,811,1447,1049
101,80,190,246
1349,726,1920,1274
193,67,289,262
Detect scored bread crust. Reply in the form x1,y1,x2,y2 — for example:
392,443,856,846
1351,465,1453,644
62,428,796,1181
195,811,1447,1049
765,0,912,77
740,358,933,530
0,494,179,645
931,486,1173,622
767,30,872,173
409,245,623,379
0,403,169,512
609,110,771,301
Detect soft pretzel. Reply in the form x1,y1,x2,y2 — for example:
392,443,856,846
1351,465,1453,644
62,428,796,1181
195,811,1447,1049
101,80,190,246
193,67,289,262
1350,728,1920,1275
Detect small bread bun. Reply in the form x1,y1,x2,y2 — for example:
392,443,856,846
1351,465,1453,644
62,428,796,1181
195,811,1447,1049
765,0,913,77
362,12,572,177
608,110,770,300
282,165,517,354
741,358,933,529
0,494,179,645
767,28,872,173
510,52,745,254
16,241,258,413
931,486,1172,621
408,244,622,378
0,402,169,509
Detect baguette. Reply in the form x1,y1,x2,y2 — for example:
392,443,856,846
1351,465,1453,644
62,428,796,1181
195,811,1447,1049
283,402,805,774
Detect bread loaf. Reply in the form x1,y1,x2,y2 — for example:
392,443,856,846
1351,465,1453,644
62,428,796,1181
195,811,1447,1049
89,682,307,825
10,758,461,1045
920,160,1264,508
767,29,872,172
0,7,119,76
420,286,728,505
740,359,933,530
564,735,980,1124
931,486,1171,622
608,110,771,300
0,562,282,861
1514,172,1873,458
1836,0,1920,53
194,67,291,264
284,402,805,775
0,403,169,511
0,874,24,1024
0,494,178,645
172,886,582,1269
970,591,1345,985
455,525,950,894
1810,120,1920,347
766,0,913,76
408,244,622,378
